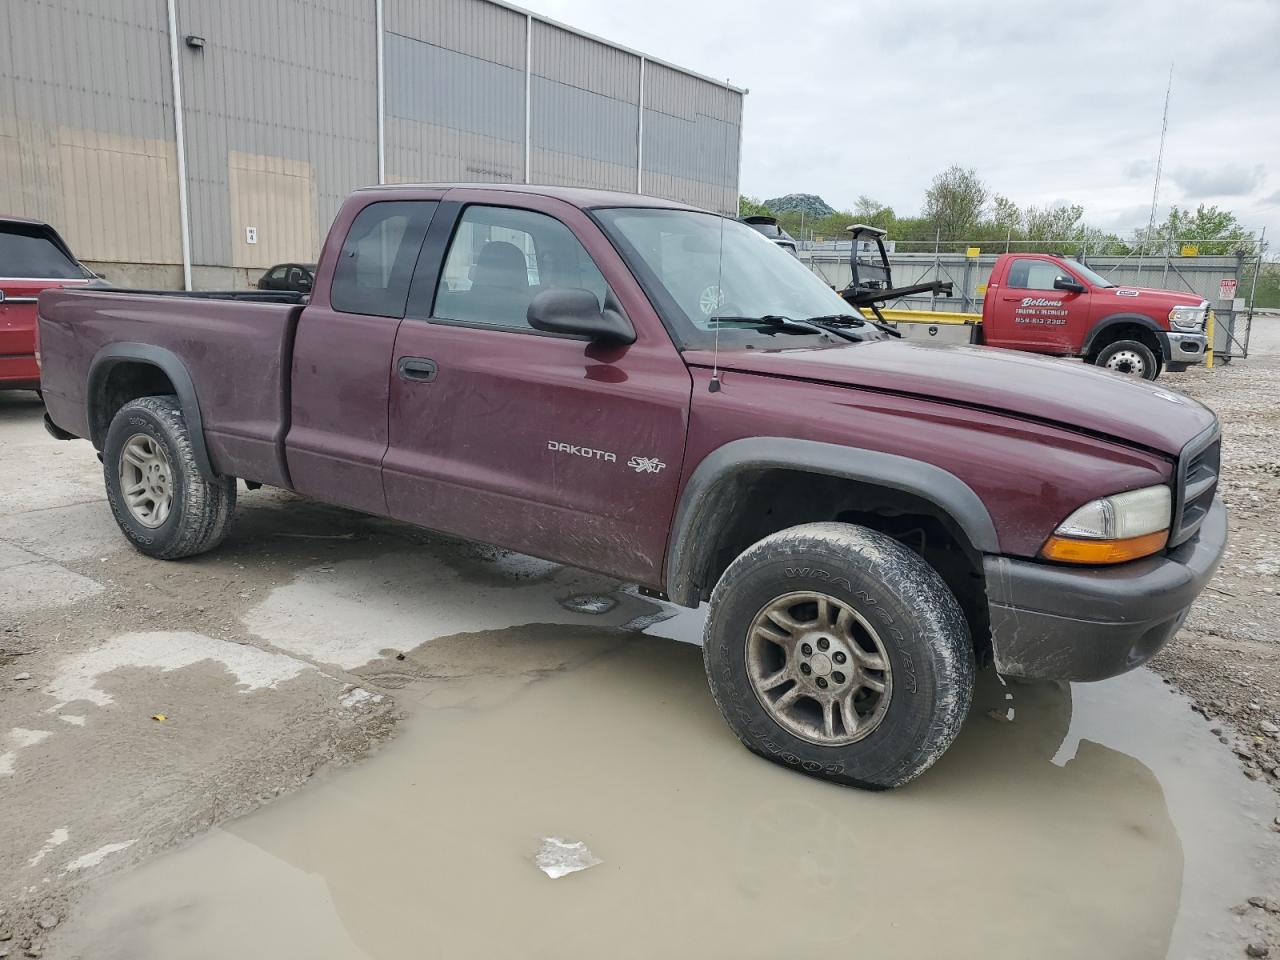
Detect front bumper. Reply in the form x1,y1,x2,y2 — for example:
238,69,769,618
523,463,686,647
1160,330,1208,364
983,497,1226,681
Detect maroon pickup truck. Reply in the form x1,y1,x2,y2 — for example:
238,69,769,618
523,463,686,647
37,184,1226,789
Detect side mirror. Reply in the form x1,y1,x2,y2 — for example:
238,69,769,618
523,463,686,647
1053,276,1086,294
527,288,635,344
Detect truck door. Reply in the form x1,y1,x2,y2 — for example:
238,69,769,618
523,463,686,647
984,256,1089,355
383,197,692,586
287,198,439,515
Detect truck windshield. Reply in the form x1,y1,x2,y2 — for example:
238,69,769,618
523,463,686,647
1069,260,1115,288
595,207,857,347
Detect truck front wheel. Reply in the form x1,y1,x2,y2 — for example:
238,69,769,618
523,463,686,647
103,395,237,560
1094,339,1161,380
702,522,975,789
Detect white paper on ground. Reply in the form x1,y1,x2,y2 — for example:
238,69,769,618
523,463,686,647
534,837,602,879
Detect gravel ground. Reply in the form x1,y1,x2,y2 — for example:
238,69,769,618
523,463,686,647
1149,316,1280,954
1150,318,1280,790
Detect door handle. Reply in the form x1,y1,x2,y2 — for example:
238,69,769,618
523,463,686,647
397,357,437,382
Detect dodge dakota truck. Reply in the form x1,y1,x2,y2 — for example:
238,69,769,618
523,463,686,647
841,229,1211,381
37,184,1227,789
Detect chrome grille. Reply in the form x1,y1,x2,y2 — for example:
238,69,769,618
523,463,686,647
1170,425,1220,547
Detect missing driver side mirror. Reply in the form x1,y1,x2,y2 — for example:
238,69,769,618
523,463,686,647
527,288,635,344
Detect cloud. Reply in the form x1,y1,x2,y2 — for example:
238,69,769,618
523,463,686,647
1124,159,1155,181
516,0,1280,245
1261,189,1280,208
1170,165,1266,197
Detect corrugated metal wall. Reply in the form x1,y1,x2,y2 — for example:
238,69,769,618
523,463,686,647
642,61,740,213
0,0,743,283
529,21,639,192
0,0,181,266
382,0,527,186
177,0,377,277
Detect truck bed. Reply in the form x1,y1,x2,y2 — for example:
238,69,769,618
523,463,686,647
38,287,305,488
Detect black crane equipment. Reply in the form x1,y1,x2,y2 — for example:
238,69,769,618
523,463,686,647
837,224,953,323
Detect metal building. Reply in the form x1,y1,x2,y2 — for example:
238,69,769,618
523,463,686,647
0,0,744,288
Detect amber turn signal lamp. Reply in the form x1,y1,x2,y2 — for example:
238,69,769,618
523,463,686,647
1040,530,1169,565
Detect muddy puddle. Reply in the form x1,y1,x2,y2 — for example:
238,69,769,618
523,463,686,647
54,619,1280,960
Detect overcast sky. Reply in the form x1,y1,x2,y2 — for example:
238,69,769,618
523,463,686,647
522,0,1280,244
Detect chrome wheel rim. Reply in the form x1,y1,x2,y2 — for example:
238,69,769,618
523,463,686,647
1104,350,1146,376
746,591,893,745
119,434,174,528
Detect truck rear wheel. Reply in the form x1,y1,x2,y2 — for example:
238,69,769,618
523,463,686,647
1094,339,1160,380
103,395,236,560
702,522,975,789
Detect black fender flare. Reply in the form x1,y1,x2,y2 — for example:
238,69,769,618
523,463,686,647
87,342,215,481
1082,313,1169,362
662,437,1000,607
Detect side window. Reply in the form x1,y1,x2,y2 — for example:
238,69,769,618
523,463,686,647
432,205,610,331
269,266,288,281
331,201,437,317
1007,258,1074,291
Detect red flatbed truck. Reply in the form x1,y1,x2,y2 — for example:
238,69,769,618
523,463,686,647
841,225,1210,381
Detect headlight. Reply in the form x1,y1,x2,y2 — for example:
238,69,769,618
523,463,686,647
1041,485,1172,564
1168,304,1206,331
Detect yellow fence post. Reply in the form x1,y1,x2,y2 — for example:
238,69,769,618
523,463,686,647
1205,310,1215,369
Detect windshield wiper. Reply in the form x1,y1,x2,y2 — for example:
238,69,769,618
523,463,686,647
803,313,902,339
707,314,844,340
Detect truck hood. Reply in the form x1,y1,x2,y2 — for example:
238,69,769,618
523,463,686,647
684,339,1216,456
1100,285,1205,309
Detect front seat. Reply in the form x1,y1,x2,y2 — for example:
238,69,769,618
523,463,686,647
464,241,530,326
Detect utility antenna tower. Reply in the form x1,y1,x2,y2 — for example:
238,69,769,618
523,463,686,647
1145,65,1174,244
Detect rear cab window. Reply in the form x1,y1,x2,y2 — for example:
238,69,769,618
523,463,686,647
330,201,438,317
0,223,86,279
431,205,610,332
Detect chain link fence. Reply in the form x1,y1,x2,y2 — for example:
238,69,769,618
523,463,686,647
802,236,1267,359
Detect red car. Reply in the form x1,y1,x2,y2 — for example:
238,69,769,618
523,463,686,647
0,216,99,392
36,184,1225,788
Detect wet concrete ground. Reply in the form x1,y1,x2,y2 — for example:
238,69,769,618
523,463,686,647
3,330,1280,957
50,631,1280,960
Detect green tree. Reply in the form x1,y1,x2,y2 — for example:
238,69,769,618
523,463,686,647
923,165,989,242
989,195,1022,232
1022,203,1086,254
1134,204,1256,256
738,195,772,217
1251,261,1280,308
845,196,896,233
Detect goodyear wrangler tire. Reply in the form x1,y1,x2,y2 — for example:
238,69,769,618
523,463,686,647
103,395,236,560
703,521,974,789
